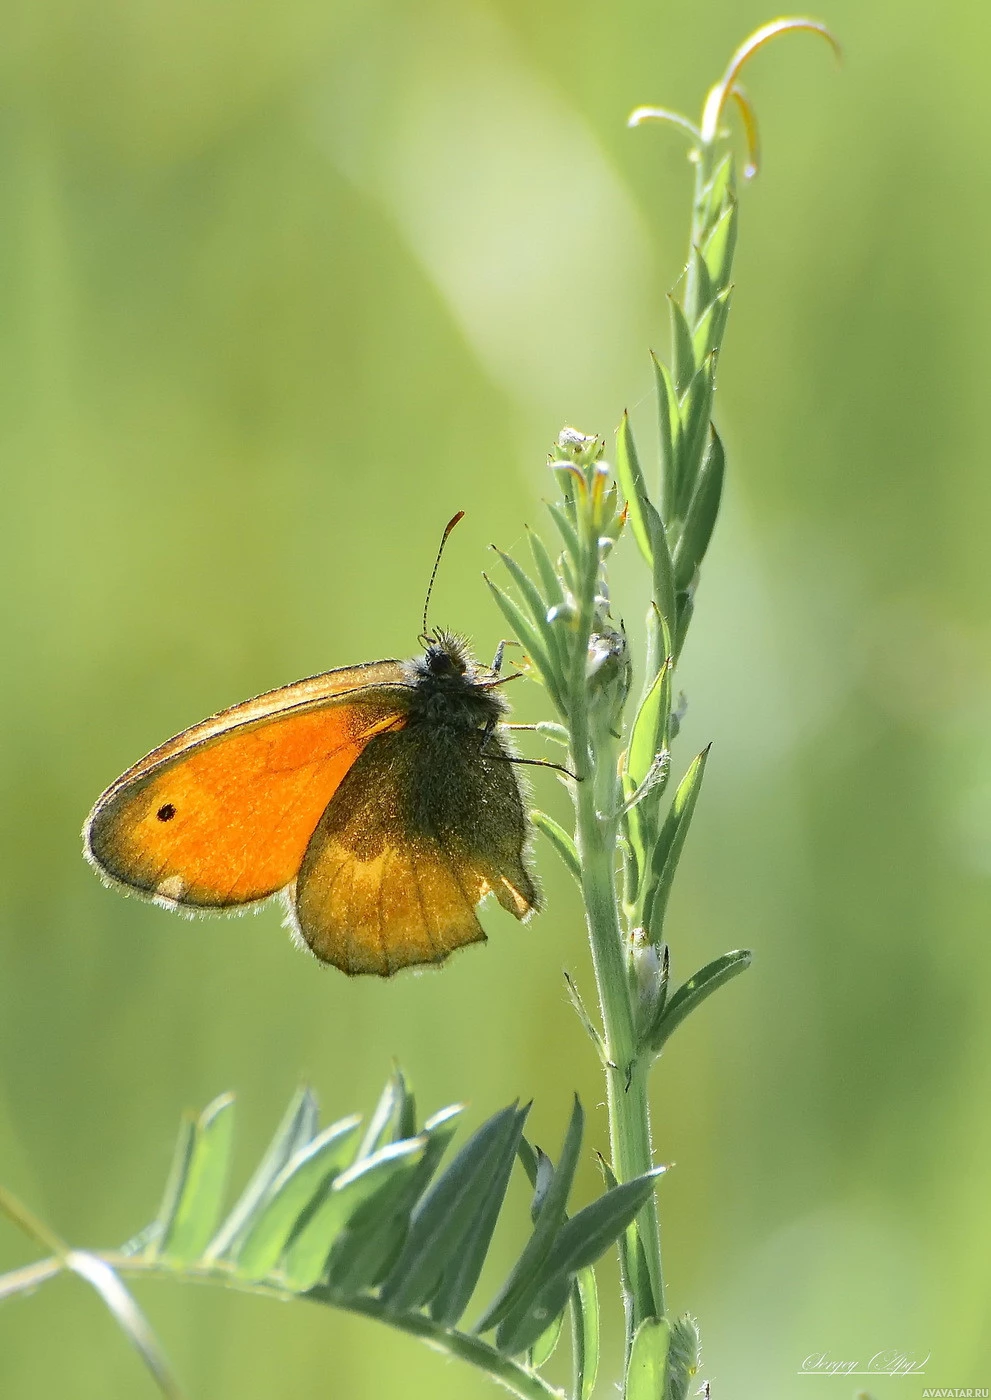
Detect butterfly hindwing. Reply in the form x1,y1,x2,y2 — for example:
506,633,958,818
84,662,412,908
291,726,539,975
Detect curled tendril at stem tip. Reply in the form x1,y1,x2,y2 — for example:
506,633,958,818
626,106,702,142
729,84,760,179
699,18,841,146
630,19,840,174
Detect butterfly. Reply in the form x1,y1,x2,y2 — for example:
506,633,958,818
83,516,542,976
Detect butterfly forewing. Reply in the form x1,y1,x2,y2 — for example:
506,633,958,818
84,663,412,908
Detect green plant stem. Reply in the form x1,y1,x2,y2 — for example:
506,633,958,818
572,716,665,1324
0,1253,566,1400
685,135,720,326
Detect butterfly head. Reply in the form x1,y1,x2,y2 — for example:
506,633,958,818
415,628,473,680
409,630,506,726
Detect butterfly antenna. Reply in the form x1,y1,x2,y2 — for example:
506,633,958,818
421,511,465,638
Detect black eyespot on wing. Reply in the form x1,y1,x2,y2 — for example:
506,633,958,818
157,803,177,822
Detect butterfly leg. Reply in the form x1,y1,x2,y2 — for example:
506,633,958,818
490,639,522,674
478,721,578,781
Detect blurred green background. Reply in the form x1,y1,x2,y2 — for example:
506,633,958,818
1,0,987,1395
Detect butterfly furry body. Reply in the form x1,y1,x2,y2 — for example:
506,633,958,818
84,632,540,976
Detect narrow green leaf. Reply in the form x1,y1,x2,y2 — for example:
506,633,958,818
642,746,710,941
672,427,725,591
281,1137,426,1292
570,1267,599,1400
527,527,565,610
596,1157,656,1330
626,659,672,792
515,1133,540,1192
699,153,734,223
651,353,680,524
674,592,693,661
687,247,715,327
563,973,604,1060
205,1087,318,1263
497,1273,573,1358
161,1094,235,1265
676,361,714,511
493,548,554,641
475,1097,584,1333
615,412,653,569
530,810,580,884
649,950,752,1053
541,1169,665,1279
484,576,563,710
144,1115,195,1260
357,1067,414,1161
546,501,581,562
429,1106,528,1326
496,1170,665,1355
692,288,731,364
622,778,644,908
528,1308,566,1368
625,1317,672,1400
668,296,696,396
325,1105,464,1295
701,197,737,291
235,1115,361,1282
380,1104,527,1314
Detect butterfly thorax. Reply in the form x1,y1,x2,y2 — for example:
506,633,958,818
402,632,506,733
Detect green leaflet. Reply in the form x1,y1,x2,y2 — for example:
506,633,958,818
692,287,732,364
493,545,567,679
701,196,738,289
570,1267,599,1400
687,246,715,324
642,746,710,943
615,412,654,569
379,1104,527,1317
676,360,715,514
324,1105,463,1295
234,1116,361,1281
427,1107,527,1327
527,527,566,611
484,576,563,712
158,1094,235,1266
281,1138,426,1292
204,1087,317,1263
475,1097,584,1334
626,657,672,794
648,950,753,1054
672,427,725,592
356,1066,415,1160
531,810,580,885
545,501,581,562
626,1317,672,1400
668,295,697,396
496,1168,665,1356
652,353,681,524
528,1308,565,1369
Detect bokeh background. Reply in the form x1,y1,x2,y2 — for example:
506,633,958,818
1,0,988,1396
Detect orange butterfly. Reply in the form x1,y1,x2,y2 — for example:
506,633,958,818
84,517,540,976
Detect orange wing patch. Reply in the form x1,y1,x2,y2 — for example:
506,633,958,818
291,827,489,976
84,663,411,908
288,725,539,976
